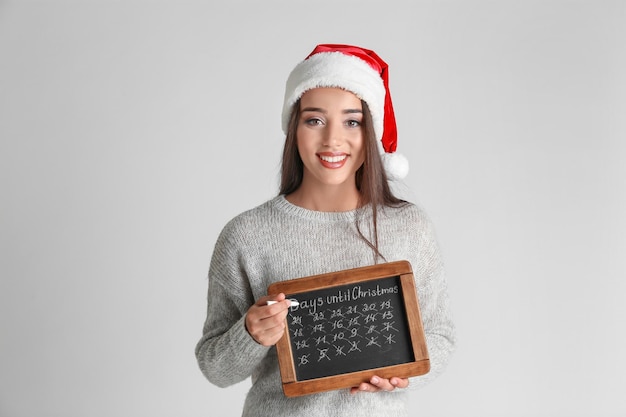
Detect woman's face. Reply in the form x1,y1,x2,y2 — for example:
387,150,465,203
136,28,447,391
296,87,365,191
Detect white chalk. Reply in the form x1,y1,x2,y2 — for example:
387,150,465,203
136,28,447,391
267,299,299,307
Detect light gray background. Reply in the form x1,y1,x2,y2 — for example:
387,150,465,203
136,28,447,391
1,1,624,416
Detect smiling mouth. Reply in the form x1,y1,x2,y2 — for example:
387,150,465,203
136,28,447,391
318,154,347,163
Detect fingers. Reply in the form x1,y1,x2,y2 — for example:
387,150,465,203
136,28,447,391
349,376,409,394
389,377,409,389
245,294,292,346
245,310,286,346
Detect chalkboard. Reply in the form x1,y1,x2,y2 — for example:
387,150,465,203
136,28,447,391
267,260,429,397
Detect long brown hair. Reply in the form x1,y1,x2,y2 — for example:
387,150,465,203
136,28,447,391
279,99,406,261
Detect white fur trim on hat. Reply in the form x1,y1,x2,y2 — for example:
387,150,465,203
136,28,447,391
281,52,386,141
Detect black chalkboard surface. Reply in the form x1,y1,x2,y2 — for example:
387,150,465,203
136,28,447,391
267,260,429,397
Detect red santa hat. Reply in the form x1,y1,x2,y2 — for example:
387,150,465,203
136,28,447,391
281,43,409,180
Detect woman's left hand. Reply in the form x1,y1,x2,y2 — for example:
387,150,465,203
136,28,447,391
350,375,409,394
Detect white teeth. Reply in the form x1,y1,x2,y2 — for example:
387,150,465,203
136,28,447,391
319,155,347,163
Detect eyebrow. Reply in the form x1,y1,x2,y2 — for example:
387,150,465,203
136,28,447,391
301,107,363,115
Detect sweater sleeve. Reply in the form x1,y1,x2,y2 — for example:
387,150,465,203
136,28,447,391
407,207,456,390
195,221,270,388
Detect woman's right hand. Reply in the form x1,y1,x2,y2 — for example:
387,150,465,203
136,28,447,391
245,293,291,346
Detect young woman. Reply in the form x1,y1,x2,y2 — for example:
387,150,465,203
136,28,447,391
195,44,456,417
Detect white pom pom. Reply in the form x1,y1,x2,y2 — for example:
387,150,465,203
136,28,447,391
381,152,409,181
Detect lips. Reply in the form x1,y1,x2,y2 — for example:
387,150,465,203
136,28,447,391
318,153,348,169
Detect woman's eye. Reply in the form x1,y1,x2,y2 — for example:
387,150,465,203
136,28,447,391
346,119,361,128
305,118,323,126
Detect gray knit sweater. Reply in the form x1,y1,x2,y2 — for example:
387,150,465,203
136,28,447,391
195,195,455,417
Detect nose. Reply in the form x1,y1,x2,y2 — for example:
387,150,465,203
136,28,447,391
322,121,343,147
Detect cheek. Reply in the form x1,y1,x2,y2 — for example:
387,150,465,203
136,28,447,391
352,135,366,160
296,127,321,149
295,134,304,151
356,149,366,167
295,136,313,161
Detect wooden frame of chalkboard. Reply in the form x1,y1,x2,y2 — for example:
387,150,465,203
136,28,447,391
267,260,429,397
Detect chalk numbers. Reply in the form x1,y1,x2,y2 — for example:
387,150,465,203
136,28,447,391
291,289,400,368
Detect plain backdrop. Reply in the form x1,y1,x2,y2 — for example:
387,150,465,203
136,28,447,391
1,1,625,416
